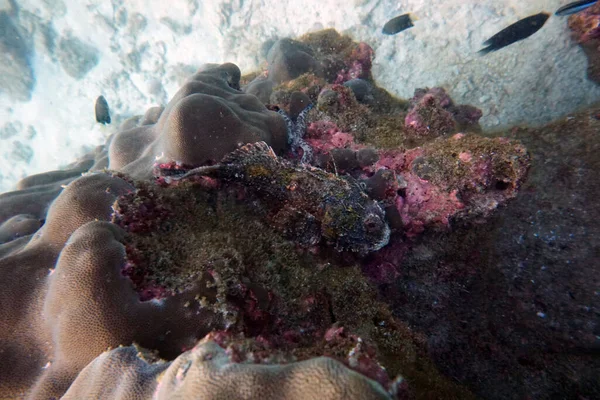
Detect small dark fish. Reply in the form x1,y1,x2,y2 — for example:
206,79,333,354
479,12,550,54
169,142,391,254
382,13,415,35
555,0,597,16
95,95,111,124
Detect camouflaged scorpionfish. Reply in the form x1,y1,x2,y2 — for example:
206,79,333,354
173,141,390,254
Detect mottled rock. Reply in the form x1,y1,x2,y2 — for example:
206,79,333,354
267,38,321,83
343,78,373,102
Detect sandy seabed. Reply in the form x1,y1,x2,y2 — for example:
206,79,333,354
1,0,598,193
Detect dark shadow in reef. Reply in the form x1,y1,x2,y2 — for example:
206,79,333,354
380,104,600,400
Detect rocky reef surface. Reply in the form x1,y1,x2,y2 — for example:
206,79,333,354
568,2,600,84
0,30,597,399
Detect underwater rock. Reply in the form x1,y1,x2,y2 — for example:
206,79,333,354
246,30,375,108
405,94,456,139
383,106,600,400
299,29,374,84
313,83,376,140
370,133,530,236
343,78,374,103
405,87,482,139
266,38,321,84
0,162,453,397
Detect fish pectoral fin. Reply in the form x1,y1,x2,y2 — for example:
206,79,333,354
221,141,278,164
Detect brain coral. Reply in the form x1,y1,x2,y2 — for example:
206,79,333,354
62,340,392,400
0,172,226,398
108,63,288,178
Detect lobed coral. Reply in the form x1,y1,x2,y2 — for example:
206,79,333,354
0,29,539,399
109,63,288,178
62,339,395,400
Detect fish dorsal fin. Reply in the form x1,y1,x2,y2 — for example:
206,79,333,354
175,164,221,180
221,141,278,164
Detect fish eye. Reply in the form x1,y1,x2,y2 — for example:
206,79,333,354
364,214,382,232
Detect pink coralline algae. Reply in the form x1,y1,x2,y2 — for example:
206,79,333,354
290,94,524,240
365,133,529,236
405,93,456,139
568,3,600,84
292,81,525,240
568,2,600,43
405,87,482,139
306,119,361,168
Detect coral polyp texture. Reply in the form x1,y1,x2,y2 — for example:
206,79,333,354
62,339,393,400
2,29,595,399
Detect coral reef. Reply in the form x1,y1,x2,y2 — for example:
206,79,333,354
568,2,600,84
2,28,593,400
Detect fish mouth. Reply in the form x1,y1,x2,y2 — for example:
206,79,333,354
370,223,391,251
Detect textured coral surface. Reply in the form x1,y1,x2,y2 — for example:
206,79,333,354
63,340,392,400
0,30,596,400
